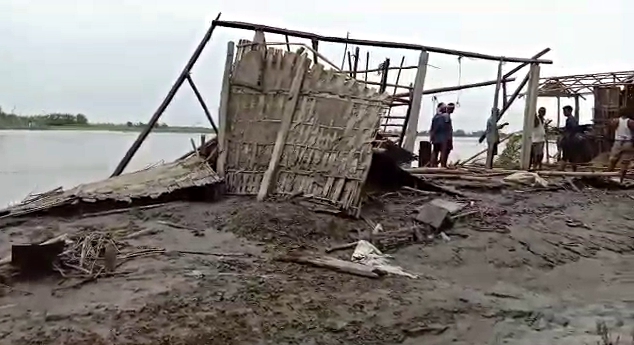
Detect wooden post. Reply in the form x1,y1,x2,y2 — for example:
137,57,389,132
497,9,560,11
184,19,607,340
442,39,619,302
574,94,580,122
311,39,319,64
557,96,561,128
555,96,561,162
485,60,504,169
216,41,235,178
519,63,541,170
257,55,310,201
402,50,430,153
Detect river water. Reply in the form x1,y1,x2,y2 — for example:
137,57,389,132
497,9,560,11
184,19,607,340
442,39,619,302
0,130,490,207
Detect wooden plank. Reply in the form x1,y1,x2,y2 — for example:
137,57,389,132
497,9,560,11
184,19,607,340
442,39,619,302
402,50,430,153
216,41,235,178
520,63,540,170
278,253,381,278
257,54,310,201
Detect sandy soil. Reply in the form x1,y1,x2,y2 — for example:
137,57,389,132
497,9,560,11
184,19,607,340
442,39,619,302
1,187,634,345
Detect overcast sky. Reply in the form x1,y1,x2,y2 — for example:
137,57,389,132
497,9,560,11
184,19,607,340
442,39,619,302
0,0,630,132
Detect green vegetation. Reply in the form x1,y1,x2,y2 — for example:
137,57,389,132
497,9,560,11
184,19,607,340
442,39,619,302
0,107,213,133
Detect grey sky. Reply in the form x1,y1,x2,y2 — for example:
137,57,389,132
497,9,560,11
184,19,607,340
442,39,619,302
0,0,630,132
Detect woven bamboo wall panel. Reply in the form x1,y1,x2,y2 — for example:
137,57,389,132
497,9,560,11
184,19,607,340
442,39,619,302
223,46,388,213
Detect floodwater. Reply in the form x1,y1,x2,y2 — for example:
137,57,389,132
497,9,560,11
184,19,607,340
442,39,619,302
0,130,493,207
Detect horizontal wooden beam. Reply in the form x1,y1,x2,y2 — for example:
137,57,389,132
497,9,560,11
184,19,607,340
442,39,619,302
213,20,553,64
392,77,516,98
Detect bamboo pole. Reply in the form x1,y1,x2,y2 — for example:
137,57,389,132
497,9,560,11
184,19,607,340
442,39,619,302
520,64,541,170
216,41,236,178
392,78,516,98
485,60,505,169
402,51,430,153
459,130,520,166
364,51,369,82
186,74,218,134
213,20,553,64
111,13,222,177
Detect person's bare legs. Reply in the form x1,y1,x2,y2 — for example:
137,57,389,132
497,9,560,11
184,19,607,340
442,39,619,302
558,160,567,171
440,143,450,168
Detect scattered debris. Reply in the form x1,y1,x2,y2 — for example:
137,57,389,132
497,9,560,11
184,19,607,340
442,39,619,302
278,252,384,279
415,202,450,229
503,171,549,187
351,240,417,278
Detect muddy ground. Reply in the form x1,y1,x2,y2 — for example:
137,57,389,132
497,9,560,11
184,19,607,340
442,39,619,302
1,186,634,345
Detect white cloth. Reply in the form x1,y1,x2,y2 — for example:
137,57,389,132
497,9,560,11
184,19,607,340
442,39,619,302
532,120,546,143
614,117,633,141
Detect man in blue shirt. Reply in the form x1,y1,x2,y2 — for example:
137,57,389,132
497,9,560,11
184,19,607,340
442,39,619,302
429,103,453,167
558,105,580,171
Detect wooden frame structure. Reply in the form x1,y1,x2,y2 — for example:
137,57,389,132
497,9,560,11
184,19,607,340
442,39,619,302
110,14,553,177
535,70,634,126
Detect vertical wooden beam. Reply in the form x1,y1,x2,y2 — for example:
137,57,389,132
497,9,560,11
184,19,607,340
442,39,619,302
519,63,541,170
574,94,580,121
364,51,369,82
216,41,235,178
257,55,309,201
502,82,508,109
311,39,319,64
492,60,504,109
352,47,360,78
557,96,561,128
555,96,561,162
402,50,430,153
284,35,291,52
485,60,504,169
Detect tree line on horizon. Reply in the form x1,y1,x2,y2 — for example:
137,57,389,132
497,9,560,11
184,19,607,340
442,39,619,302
0,106,168,128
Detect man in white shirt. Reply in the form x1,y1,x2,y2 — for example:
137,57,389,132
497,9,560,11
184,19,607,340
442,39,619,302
607,111,634,181
530,107,548,170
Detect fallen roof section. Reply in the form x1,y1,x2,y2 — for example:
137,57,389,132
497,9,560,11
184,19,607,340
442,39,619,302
0,154,223,219
537,70,634,97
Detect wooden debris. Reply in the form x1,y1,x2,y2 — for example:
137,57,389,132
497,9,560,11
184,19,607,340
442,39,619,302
103,242,117,273
429,198,466,214
0,233,70,267
404,324,449,336
123,228,161,240
11,240,65,273
401,186,436,195
415,202,450,229
278,253,383,279
80,203,168,218
325,242,359,253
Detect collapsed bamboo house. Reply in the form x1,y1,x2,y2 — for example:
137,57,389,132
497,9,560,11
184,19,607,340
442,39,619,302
0,15,557,218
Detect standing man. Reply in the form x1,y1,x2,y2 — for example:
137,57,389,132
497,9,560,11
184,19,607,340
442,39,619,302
607,110,634,182
429,103,453,167
558,105,580,172
530,107,547,170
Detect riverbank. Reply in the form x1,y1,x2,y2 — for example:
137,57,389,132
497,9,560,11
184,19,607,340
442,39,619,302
0,124,214,134
1,188,633,344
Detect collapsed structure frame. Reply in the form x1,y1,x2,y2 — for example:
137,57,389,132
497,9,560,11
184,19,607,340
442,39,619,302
110,14,553,177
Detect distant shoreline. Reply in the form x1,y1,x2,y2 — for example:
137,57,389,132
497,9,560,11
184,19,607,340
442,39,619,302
0,125,215,134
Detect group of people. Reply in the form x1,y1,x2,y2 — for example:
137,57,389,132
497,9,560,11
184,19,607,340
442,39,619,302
429,102,634,179
532,105,634,180
428,102,456,167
